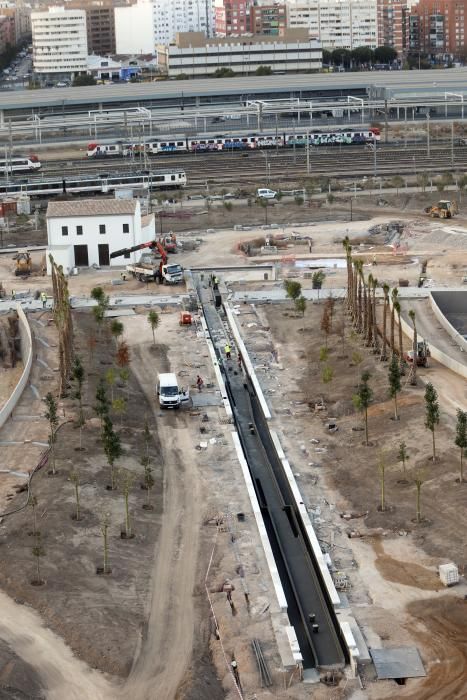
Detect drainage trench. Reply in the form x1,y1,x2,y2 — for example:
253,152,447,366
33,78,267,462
196,275,346,670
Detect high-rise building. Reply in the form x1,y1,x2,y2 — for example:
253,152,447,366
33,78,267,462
84,1,118,56
286,0,378,49
408,0,466,57
153,0,215,45
31,7,88,77
250,4,287,34
376,0,408,54
214,0,251,36
115,0,155,54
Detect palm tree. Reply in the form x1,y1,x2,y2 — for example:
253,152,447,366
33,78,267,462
408,309,418,386
371,277,379,353
380,283,390,361
361,267,368,340
355,260,363,332
390,287,398,356
366,273,374,347
393,300,405,375
343,236,352,310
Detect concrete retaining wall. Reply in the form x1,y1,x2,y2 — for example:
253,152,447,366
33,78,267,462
0,305,33,429
429,292,467,353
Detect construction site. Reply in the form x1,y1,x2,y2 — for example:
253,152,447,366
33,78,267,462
0,186,466,700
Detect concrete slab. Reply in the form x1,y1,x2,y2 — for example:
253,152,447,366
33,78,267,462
191,393,222,407
371,647,426,679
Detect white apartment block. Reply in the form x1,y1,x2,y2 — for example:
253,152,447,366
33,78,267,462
31,7,88,77
115,0,155,55
153,0,215,45
286,0,378,49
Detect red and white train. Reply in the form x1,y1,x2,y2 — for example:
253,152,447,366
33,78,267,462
87,127,380,158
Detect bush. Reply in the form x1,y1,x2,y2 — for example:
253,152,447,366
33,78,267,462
294,196,304,206
223,201,233,211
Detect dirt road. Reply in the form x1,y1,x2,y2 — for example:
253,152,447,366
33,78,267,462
122,315,202,700
0,588,115,699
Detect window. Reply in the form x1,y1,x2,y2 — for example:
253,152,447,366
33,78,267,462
61,225,68,236
123,223,129,233
76,225,83,235
99,224,106,234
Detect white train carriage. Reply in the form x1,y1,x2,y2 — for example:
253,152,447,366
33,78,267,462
0,156,41,173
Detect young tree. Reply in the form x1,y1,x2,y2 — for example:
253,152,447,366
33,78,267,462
413,469,425,523
378,452,387,512
322,365,333,384
353,370,373,446
112,397,126,428
312,270,325,291
455,409,467,482
321,306,331,348
94,379,110,429
44,392,59,475
397,441,409,479
110,319,124,347
100,512,111,574
71,355,85,427
295,295,307,317
91,286,106,304
319,347,330,363
28,493,38,536
102,416,122,490
116,341,130,369
390,287,398,355
424,382,440,461
388,354,402,420
32,532,45,585
393,300,405,375
283,279,302,303
380,283,390,361
408,309,418,386
119,468,136,538
105,368,116,403
142,460,154,510
69,468,81,521
148,310,160,346
91,287,109,336
351,350,363,386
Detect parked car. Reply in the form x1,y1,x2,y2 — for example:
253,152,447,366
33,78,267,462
256,188,277,199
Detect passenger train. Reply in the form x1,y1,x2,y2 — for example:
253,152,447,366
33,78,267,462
0,169,186,198
0,155,41,173
87,127,381,158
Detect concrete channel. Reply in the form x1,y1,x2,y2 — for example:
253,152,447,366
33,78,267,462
195,273,347,671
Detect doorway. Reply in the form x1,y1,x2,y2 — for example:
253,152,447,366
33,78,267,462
73,244,89,266
98,243,110,266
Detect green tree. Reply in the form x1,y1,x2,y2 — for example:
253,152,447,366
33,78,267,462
110,320,124,346
148,310,160,346
322,365,333,384
91,286,105,303
388,354,402,420
424,382,440,461
119,468,136,538
455,409,467,482
100,512,111,574
69,468,81,521
143,460,154,509
255,65,272,75
213,67,235,78
413,469,425,523
283,279,302,302
321,306,331,348
44,392,59,475
319,347,330,363
374,46,397,64
105,368,116,403
102,416,122,490
391,175,405,195
32,532,45,585
397,441,409,478
295,295,306,316
112,397,126,428
72,74,96,87
94,379,110,429
353,370,373,446
312,271,325,289
351,46,374,65
71,356,85,427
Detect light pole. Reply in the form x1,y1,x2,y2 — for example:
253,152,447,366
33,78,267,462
373,135,377,177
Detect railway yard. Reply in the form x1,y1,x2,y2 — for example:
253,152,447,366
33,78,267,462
0,73,467,700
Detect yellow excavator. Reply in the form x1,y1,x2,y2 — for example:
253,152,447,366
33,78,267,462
424,200,457,219
13,250,32,276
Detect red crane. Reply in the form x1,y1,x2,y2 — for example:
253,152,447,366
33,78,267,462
110,239,168,263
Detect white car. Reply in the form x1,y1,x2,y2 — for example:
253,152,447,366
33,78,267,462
257,188,277,199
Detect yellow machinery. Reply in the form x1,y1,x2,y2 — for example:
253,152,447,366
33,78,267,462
13,250,32,276
424,200,456,218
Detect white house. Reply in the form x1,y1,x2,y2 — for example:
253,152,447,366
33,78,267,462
46,199,156,274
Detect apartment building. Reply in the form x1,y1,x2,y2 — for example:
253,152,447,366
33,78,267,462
250,4,287,34
0,1,31,44
158,28,322,76
214,0,251,35
377,0,407,54
85,1,117,56
31,7,88,77
153,0,215,45
115,0,154,54
409,0,466,57
286,0,377,49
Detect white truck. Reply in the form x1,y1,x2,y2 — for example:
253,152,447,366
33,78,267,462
126,254,183,284
156,372,189,409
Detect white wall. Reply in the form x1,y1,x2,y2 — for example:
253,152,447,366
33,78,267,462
46,245,75,276
0,305,33,430
47,205,146,268
115,0,155,55
32,7,88,75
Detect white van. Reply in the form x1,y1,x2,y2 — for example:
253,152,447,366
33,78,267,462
257,188,277,199
156,372,190,409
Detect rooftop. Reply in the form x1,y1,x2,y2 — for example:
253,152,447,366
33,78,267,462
46,199,138,218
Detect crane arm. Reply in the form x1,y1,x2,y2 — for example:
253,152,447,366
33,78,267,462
110,239,168,262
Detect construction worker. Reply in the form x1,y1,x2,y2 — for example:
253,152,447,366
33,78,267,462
225,343,231,360
196,375,204,392
40,292,47,308
11,290,15,301
213,276,219,291
237,350,243,369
